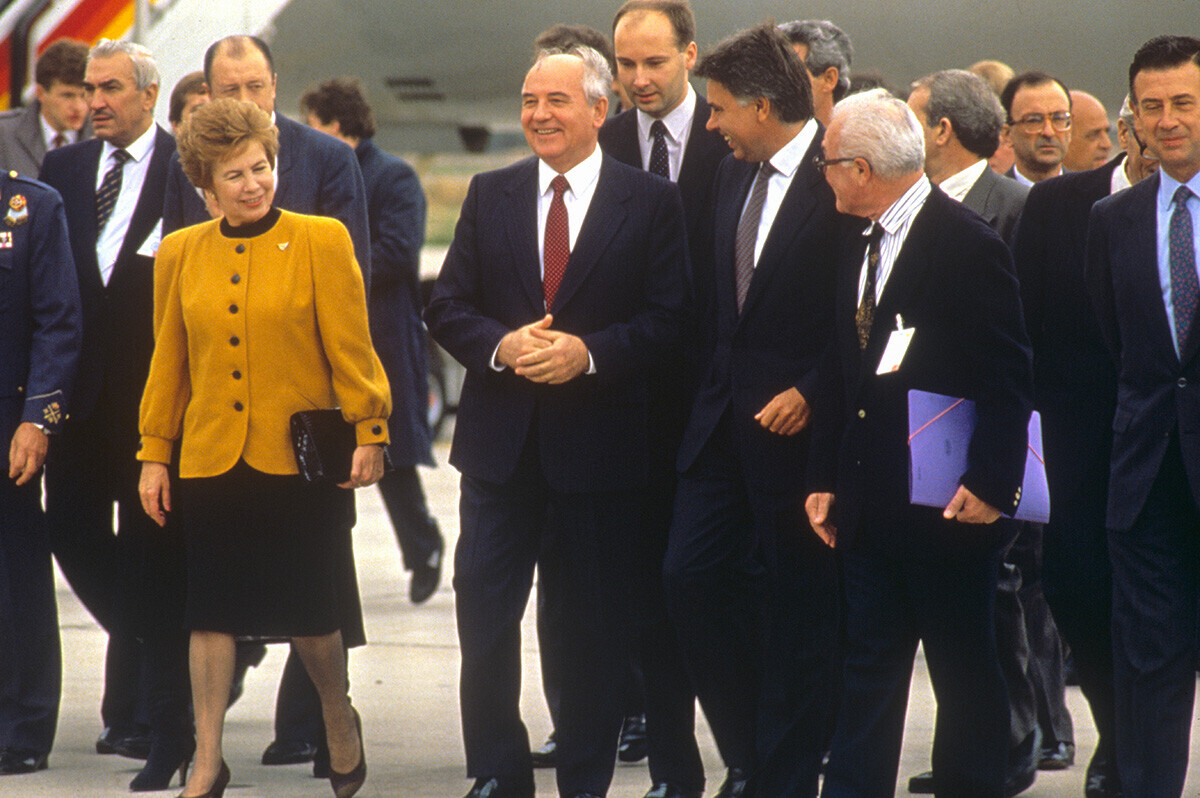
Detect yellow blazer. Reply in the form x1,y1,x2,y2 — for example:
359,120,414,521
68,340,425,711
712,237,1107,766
138,209,391,478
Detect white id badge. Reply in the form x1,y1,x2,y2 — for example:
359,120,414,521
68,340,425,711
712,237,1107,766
876,315,914,375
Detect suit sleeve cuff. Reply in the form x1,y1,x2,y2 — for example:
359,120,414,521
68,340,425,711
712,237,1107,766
355,419,390,447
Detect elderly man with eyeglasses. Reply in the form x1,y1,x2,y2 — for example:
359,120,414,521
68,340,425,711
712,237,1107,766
1001,72,1073,184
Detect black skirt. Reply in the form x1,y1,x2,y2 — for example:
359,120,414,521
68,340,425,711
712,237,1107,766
177,460,366,645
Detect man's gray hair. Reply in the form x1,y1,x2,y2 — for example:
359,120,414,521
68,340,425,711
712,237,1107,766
832,88,925,179
914,69,1004,160
90,39,159,90
1118,93,1134,126
533,46,613,106
777,19,853,100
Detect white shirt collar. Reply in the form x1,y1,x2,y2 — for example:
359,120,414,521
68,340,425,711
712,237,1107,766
635,82,696,147
876,175,933,236
939,159,989,203
101,122,156,165
765,118,819,179
538,144,603,198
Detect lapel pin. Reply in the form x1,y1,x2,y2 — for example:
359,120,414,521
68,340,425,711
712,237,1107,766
278,242,289,251
5,194,27,227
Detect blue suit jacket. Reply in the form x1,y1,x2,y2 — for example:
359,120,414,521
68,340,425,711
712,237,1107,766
676,131,840,491
810,187,1033,552
0,171,80,435
39,126,175,426
162,113,371,288
424,154,688,493
1086,172,1200,530
356,137,433,467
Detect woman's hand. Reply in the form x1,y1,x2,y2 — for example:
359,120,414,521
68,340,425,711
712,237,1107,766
338,445,385,489
139,462,172,527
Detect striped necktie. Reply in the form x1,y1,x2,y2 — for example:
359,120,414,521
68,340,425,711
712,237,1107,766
734,162,774,313
95,148,131,233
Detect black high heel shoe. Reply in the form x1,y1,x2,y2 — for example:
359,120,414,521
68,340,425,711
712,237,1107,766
177,759,229,798
130,736,195,792
328,708,366,798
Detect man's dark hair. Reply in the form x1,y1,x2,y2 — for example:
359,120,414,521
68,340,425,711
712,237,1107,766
203,35,275,85
299,77,376,140
535,24,617,77
777,20,853,101
612,0,696,49
915,69,1004,159
35,38,88,89
1000,71,1071,119
1129,35,1200,99
694,23,813,124
168,71,207,125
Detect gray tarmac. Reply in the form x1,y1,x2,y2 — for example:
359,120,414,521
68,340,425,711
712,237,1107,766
8,432,1200,797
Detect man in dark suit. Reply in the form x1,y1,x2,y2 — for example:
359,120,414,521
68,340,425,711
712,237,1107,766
161,36,373,772
778,19,853,129
1000,72,1073,186
0,170,81,775
808,89,1033,798
0,39,90,177
1012,95,1156,798
300,77,445,606
595,3,726,795
662,24,840,798
1084,34,1200,797
425,46,687,798
39,40,190,788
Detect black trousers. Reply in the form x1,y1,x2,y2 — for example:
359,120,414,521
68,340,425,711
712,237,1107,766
1109,435,1199,798
822,537,1008,798
455,438,640,796
377,465,442,572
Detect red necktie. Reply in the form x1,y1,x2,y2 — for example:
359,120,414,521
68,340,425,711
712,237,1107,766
543,174,570,309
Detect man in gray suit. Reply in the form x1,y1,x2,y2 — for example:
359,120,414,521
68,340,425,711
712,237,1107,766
907,69,1028,243
0,39,90,176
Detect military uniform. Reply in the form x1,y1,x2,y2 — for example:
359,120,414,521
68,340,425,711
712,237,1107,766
0,170,80,773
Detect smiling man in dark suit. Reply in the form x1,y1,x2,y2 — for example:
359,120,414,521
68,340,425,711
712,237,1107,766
1085,34,1200,797
425,46,687,798
808,88,1032,798
38,39,189,789
662,23,840,798
596,3,725,795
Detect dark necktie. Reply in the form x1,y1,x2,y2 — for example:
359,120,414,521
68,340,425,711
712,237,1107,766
95,148,131,233
1171,185,1199,351
734,162,774,313
543,174,570,309
857,225,884,350
51,133,66,149
649,120,670,178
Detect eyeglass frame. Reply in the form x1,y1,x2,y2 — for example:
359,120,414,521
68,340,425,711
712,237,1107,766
813,154,868,172
1007,112,1073,134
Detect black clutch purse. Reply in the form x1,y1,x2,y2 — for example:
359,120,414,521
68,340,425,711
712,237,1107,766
289,408,392,484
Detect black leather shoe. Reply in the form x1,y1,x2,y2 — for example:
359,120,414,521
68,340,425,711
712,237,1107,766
1038,740,1075,770
0,749,49,774
463,776,535,798
644,781,702,798
113,731,153,761
530,733,557,769
1005,727,1041,798
907,769,934,793
261,739,318,766
713,767,751,798
97,726,127,755
618,714,648,763
410,545,443,605
1085,747,1121,798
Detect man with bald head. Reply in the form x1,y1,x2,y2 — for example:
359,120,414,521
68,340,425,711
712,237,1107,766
426,47,687,798
1064,90,1113,172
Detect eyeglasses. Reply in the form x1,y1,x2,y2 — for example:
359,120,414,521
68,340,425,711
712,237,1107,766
1129,126,1160,162
813,154,861,172
1008,112,1072,134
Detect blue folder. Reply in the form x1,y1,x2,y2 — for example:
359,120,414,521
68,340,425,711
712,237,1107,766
907,389,1050,523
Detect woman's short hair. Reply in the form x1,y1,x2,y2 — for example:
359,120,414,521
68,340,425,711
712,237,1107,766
177,98,278,190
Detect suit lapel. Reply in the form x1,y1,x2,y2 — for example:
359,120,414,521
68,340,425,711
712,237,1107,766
114,126,172,266
552,155,629,312
608,111,642,167
716,159,757,325
274,115,299,206
501,159,544,313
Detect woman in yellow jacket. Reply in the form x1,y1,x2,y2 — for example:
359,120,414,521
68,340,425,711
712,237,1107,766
138,98,389,798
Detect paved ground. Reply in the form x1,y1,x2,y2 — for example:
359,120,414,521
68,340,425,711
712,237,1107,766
7,431,1199,797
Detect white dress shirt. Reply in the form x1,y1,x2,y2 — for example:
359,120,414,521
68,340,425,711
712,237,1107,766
634,83,697,182
95,123,157,285
939,159,989,203
858,175,933,304
743,118,819,267
536,144,603,274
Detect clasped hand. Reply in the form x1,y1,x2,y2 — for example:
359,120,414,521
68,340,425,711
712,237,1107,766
497,314,589,384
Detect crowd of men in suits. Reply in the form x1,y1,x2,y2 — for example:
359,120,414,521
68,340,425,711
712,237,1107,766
3,3,1200,798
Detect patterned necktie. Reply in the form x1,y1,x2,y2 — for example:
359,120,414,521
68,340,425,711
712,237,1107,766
857,225,884,350
734,162,774,313
543,174,570,309
95,148,131,233
649,120,670,178
1171,185,1199,352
